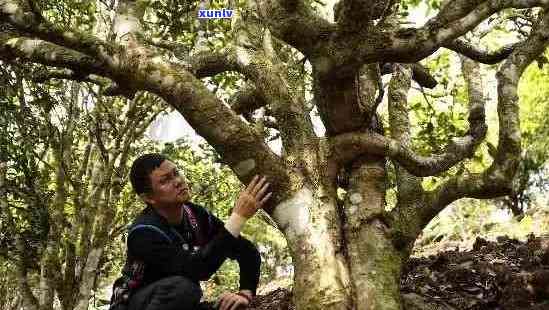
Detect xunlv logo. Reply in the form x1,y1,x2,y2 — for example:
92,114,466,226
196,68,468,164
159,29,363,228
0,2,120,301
197,9,234,19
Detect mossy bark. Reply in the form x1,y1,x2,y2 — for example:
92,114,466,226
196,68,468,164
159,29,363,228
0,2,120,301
274,182,405,310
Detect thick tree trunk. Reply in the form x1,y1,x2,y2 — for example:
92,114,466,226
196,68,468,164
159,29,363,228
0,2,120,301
272,187,352,309
273,184,405,310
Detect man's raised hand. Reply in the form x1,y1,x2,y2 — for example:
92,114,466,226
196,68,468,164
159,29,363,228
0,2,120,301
233,175,272,219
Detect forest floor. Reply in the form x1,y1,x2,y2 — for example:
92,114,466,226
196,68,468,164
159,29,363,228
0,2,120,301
244,234,549,310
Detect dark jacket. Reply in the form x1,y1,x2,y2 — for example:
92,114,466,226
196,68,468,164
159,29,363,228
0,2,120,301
124,202,261,295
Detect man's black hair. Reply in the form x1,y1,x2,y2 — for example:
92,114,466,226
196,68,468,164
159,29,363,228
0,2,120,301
130,153,168,195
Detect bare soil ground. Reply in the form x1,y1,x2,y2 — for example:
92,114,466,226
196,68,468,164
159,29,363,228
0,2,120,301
243,235,549,310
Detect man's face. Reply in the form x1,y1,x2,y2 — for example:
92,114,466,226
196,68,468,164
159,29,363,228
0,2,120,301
143,160,191,208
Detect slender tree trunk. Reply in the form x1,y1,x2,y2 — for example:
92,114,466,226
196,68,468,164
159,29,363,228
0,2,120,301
343,157,403,310
73,247,104,310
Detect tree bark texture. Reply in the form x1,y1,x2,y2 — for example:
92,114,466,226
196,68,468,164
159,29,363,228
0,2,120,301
1,0,549,309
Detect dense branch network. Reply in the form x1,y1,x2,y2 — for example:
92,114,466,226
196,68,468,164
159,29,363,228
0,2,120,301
420,9,549,229
257,0,548,76
0,0,297,207
249,0,546,172
248,3,544,118
329,53,488,177
372,0,549,63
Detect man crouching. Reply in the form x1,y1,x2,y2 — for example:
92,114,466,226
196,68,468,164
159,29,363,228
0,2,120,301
110,153,272,310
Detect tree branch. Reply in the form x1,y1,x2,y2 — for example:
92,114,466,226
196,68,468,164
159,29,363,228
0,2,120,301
0,34,107,76
384,65,426,252
14,237,39,310
334,0,396,30
255,0,335,57
331,0,549,74
0,0,116,61
390,0,549,61
102,82,137,99
230,12,317,169
2,162,38,310
92,111,110,165
30,68,107,86
443,38,519,64
388,56,488,247
140,35,190,56
386,65,423,194
329,128,483,177
187,48,240,78
138,39,240,79
228,83,267,115
381,62,438,89
357,64,384,123
422,9,549,229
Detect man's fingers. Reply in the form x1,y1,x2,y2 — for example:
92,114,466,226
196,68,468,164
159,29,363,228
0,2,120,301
216,293,226,308
256,182,270,200
246,175,260,193
230,299,247,310
219,293,249,310
218,297,226,310
250,175,267,196
222,296,237,310
259,192,273,206
219,295,230,310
